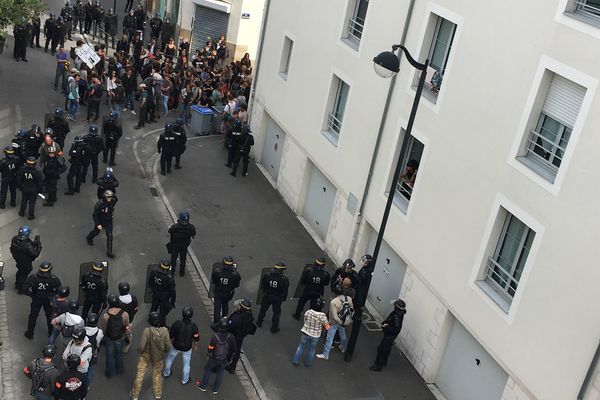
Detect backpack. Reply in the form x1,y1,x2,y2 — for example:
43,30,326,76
30,359,55,395
62,320,76,338
87,329,100,365
337,296,354,326
213,334,231,361
106,310,125,340
175,321,193,349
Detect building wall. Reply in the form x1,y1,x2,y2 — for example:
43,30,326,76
250,0,600,399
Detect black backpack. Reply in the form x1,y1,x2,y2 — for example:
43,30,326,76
30,359,55,395
337,296,354,326
106,310,125,340
61,320,76,338
87,329,100,365
213,334,231,361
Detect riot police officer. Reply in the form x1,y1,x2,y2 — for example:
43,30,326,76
23,262,62,339
123,10,136,41
52,16,65,53
30,16,41,48
11,129,29,163
117,281,139,322
64,136,86,195
331,258,361,295
82,124,104,183
149,13,162,41
61,1,74,40
102,111,122,166
292,257,331,320
44,13,56,53
104,8,116,48
92,0,104,38
257,262,289,333
74,0,85,34
225,119,243,168
370,299,407,371
158,123,177,175
96,167,119,199
355,254,373,311
149,260,177,318
17,157,43,220
13,19,29,62
225,298,256,373
80,261,108,320
167,211,196,276
86,190,118,258
25,124,43,159
10,225,42,293
84,0,94,34
211,256,241,324
47,108,70,149
42,147,67,206
173,118,187,169
133,3,145,31
0,146,23,208
231,123,254,177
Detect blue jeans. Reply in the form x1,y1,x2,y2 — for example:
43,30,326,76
162,347,192,384
162,94,169,115
292,333,320,366
124,91,134,109
104,338,124,377
199,358,225,393
179,103,190,124
112,102,121,117
322,324,347,357
48,327,60,344
68,98,79,118
87,362,95,388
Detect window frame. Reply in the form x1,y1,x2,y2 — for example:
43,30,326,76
279,36,294,80
342,0,369,49
575,0,600,21
428,17,456,76
392,134,424,213
325,77,350,142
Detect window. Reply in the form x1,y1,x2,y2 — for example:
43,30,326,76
393,133,424,213
574,0,600,22
484,213,535,305
425,17,456,98
517,73,585,183
343,0,369,48
324,77,350,144
279,36,294,79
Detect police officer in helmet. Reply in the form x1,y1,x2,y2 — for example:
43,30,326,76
102,111,122,166
211,256,241,324
257,262,289,333
10,225,42,293
331,258,361,295
370,299,407,372
167,211,196,276
86,190,118,258
230,123,254,177
80,261,108,320
157,122,177,175
172,117,187,169
96,166,119,199
47,108,70,149
225,298,256,373
82,124,104,184
292,257,331,320
17,157,43,220
64,135,87,195
0,145,23,208
149,260,177,319
42,146,67,207
23,262,62,339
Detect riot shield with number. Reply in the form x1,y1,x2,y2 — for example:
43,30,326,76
292,264,312,299
78,261,109,303
144,264,160,303
208,262,219,298
255,268,272,305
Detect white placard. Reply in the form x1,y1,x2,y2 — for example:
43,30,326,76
75,44,101,69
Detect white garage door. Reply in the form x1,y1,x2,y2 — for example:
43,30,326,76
303,166,336,240
436,318,508,400
261,115,285,181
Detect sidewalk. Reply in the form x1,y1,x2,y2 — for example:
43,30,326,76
158,135,436,400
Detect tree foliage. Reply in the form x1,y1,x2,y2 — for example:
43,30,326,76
0,0,47,37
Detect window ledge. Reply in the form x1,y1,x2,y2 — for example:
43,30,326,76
279,72,288,81
341,36,360,51
412,84,439,104
385,190,409,214
321,130,339,147
516,155,557,184
476,280,511,313
564,10,600,29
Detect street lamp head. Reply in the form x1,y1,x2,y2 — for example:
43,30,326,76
373,51,400,78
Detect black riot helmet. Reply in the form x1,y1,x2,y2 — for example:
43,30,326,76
178,211,189,224
66,354,80,369
312,297,325,312
86,313,99,327
72,326,86,341
57,286,70,298
42,344,57,358
148,311,162,327
68,299,80,312
118,281,130,295
38,261,53,275
88,124,98,135
218,317,229,332
182,305,193,320
343,259,355,270
107,293,119,307
240,298,252,310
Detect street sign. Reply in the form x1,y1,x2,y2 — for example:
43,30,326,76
75,44,101,68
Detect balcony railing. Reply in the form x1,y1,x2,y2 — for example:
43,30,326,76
576,1,600,19
485,257,519,301
525,129,565,174
327,112,343,135
345,16,365,45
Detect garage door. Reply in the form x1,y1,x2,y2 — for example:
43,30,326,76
303,166,336,239
366,228,407,317
436,318,508,400
192,5,229,51
261,115,285,181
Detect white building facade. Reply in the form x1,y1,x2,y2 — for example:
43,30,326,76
249,1,600,400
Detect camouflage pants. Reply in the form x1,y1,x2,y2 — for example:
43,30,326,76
130,353,164,399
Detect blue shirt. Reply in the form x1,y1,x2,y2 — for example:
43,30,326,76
56,51,68,69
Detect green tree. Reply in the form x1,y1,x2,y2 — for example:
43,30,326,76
0,0,47,39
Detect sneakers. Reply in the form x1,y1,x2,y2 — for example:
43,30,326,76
131,110,137,115
316,354,328,360
195,382,207,392
123,107,128,111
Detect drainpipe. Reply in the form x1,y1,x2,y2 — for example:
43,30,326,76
578,341,600,400
348,0,418,256
247,0,271,123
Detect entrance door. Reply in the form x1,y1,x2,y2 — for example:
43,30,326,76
367,229,407,317
261,116,286,181
302,166,336,239
436,319,508,400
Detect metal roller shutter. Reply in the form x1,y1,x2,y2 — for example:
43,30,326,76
542,75,586,128
192,5,229,52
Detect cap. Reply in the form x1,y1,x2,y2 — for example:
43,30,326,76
160,259,171,270
274,262,286,270
343,259,355,269
39,261,52,273
240,298,252,310
223,256,234,266
92,261,104,272
315,257,326,266
25,157,37,165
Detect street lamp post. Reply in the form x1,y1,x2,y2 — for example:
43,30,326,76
344,45,429,362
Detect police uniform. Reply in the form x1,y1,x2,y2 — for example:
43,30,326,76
0,148,23,208
293,259,331,319
101,115,122,166
30,17,41,48
43,152,67,206
231,125,254,177
44,16,56,53
167,218,196,275
149,262,177,317
225,303,256,372
92,1,104,37
80,265,108,320
211,259,241,324
84,0,94,33
13,22,29,62
52,17,65,53
61,3,74,40
133,5,145,31
149,15,162,40
123,12,137,41
86,193,118,257
172,124,187,169
157,127,177,175
257,264,289,332
23,264,62,339
65,139,87,195
74,1,84,34
331,265,361,295
17,159,43,219
82,131,104,183
225,121,243,168
47,116,70,150
96,171,119,199
10,232,42,292
24,130,42,159
371,301,406,371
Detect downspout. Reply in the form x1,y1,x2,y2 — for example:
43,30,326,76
247,0,271,123
578,341,600,399
348,0,418,256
